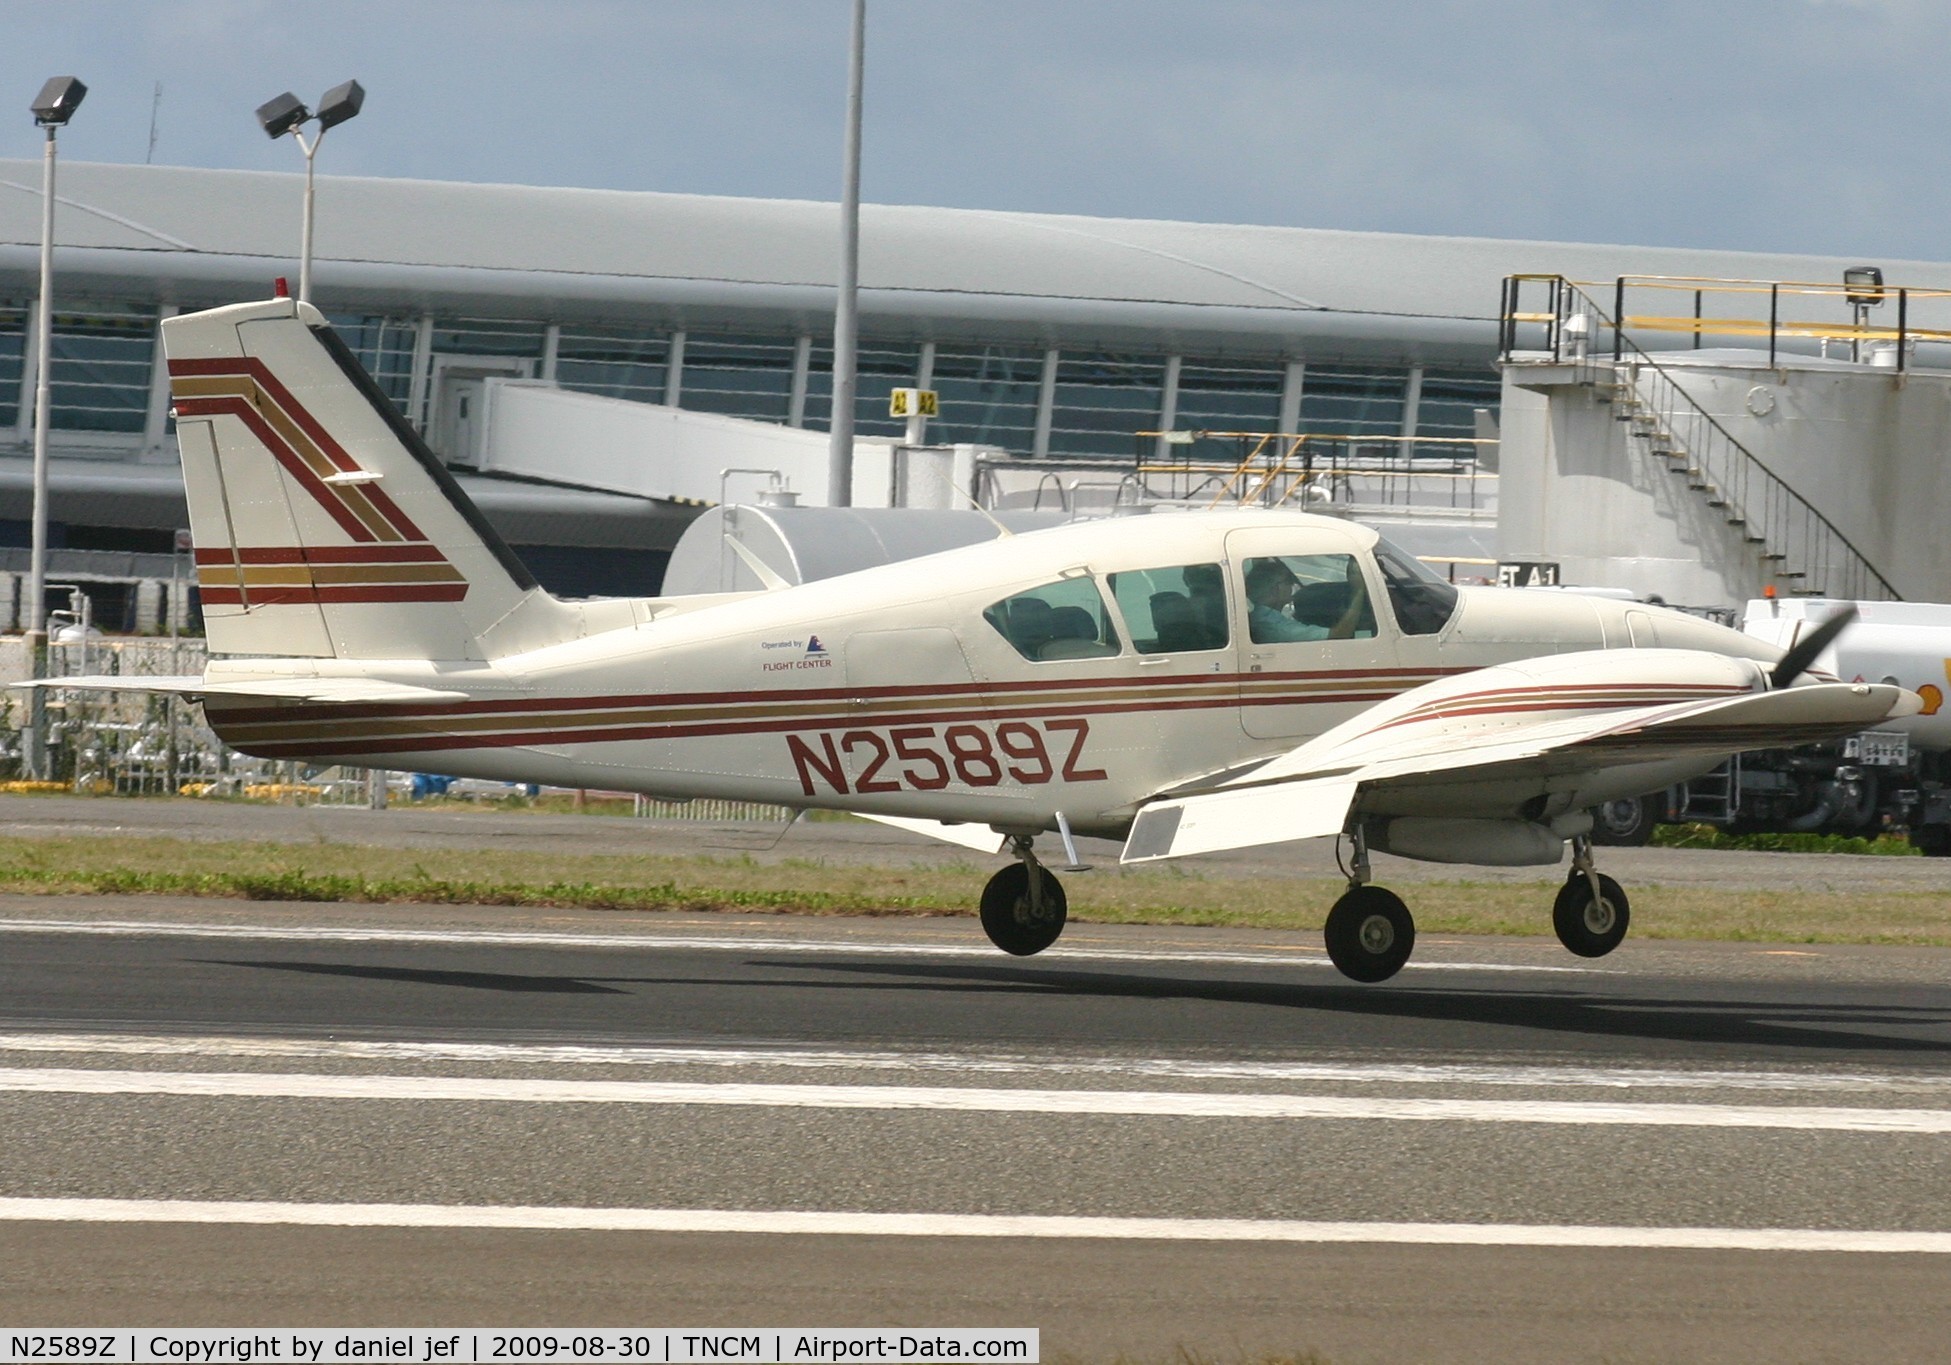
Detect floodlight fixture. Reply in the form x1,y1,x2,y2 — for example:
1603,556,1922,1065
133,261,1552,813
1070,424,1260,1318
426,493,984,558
1844,266,1885,307
256,80,366,304
255,91,310,139
30,76,86,127
315,79,364,131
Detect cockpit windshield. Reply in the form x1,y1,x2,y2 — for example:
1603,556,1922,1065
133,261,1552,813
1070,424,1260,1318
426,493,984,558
1372,536,1460,636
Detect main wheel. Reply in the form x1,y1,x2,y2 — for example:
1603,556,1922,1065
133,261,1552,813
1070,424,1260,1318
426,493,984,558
979,863,1067,956
1589,793,1663,847
1553,872,1630,957
1323,886,1415,983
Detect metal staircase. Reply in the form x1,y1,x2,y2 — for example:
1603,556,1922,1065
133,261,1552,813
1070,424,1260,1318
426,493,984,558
1501,276,1898,602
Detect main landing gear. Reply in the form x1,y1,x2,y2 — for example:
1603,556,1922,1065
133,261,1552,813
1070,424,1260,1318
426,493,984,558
1322,828,1634,983
1553,835,1631,958
979,834,1068,956
1324,824,1416,982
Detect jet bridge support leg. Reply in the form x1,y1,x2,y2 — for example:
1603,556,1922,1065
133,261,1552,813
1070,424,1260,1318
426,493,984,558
1553,834,1631,957
978,834,1069,957
1323,821,1416,984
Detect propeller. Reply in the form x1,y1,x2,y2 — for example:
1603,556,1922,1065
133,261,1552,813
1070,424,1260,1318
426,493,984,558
1769,604,1858,689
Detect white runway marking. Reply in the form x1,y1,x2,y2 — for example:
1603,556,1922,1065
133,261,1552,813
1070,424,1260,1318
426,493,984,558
0,917,1592,973
0,1197,1946,1253
5,1031,1944,1093
5,1066,1950,1131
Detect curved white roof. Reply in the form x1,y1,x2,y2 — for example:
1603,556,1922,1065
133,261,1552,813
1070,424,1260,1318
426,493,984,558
6,159,1951,358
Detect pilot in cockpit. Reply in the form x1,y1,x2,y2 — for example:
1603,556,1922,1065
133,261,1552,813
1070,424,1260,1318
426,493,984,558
1245,557,1368,643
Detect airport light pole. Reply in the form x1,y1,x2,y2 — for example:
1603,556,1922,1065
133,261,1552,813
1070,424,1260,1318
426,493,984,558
255,80,364,304
24,76,86,781
826,0,865,507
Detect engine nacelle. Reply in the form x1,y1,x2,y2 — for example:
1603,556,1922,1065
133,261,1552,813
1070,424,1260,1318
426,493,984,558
1366,812,1592,866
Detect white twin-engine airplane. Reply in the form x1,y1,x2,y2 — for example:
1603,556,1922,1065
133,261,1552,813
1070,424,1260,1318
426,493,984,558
36,297,1922,983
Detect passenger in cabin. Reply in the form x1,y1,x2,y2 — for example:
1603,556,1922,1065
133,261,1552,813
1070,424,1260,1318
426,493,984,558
1181,563,1230,648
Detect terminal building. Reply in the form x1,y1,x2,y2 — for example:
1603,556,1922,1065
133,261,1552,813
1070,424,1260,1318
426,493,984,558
5,157,1951,628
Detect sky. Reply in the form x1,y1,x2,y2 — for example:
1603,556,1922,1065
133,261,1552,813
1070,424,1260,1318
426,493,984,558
2,0,1947,261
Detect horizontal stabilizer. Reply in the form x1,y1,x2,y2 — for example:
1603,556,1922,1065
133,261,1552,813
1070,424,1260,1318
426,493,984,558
1122,777,1358,864
13,675,471,705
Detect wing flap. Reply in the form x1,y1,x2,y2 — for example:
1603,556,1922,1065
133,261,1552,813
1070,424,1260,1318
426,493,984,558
1122,776,1358,864
854,812,1009,855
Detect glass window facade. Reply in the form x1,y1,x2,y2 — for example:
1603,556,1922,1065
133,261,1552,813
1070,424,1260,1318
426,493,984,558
0,303,24,430
1416,366,1501,439
47,303,156,433
682,332,802,424
430,318,547,360
927,344,1044,450
555,323,669,404
1300,365,1408,438
1049,351,1167,457
0,296,1500,470
331,315,418,409
1174,358,1286,433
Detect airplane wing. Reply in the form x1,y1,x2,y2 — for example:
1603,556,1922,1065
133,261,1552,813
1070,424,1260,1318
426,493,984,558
12,675,472,705
1123,649,1919,864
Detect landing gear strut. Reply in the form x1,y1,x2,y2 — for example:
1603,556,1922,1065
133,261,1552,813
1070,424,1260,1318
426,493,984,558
1553,835,1630,957
980,835,1068,956
1324,823,1415,983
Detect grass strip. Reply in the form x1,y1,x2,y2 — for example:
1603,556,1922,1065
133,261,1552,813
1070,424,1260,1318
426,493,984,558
1,834,1948,946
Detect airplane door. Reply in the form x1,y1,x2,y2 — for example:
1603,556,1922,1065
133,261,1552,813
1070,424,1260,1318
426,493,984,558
1226,527,1399,741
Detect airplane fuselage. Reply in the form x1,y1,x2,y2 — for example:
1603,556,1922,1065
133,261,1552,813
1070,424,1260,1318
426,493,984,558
199,511,1780,839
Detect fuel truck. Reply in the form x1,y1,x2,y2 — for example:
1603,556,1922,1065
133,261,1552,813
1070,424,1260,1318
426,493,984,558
1591,597,1951,852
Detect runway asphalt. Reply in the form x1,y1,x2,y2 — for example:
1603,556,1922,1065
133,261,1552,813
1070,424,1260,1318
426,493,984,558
2,797,1950,1359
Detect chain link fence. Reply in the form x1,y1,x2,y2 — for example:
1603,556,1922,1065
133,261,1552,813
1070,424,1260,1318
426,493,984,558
0,635,793,820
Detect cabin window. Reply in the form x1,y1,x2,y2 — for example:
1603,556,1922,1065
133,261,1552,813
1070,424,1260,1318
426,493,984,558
983,575,1122,662
1240,554,1378,644
1373,537,1459,635
1108,563,1229,654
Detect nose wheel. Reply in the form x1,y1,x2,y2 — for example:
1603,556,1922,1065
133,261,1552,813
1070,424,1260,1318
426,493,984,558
1553,837,1630,957
980,838,1068,956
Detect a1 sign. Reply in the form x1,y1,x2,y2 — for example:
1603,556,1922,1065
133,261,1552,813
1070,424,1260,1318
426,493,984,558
889,387,939,418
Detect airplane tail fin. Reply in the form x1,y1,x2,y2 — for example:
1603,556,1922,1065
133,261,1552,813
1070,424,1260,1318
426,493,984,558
165,296,558,661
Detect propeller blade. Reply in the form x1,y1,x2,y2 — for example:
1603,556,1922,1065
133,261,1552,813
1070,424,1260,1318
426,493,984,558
1770,605,1859,688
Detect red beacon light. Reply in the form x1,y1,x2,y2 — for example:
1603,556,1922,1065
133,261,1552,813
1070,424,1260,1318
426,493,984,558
273,277,290,298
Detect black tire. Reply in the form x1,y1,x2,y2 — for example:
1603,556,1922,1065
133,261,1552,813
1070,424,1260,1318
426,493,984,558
1910,824,1951,858
1553,872,1631,957
1589,793,1663,847
979,863,1067,956
1323,886,1416,983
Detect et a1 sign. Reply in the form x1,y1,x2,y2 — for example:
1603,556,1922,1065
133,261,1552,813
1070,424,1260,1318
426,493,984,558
1498,561,1561,588
889,388,938,418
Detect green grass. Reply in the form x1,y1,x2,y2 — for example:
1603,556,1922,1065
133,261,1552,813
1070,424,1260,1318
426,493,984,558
2,832,1949,946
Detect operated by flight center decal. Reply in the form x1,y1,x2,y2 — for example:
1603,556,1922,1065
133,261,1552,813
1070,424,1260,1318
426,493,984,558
762,635,833,672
